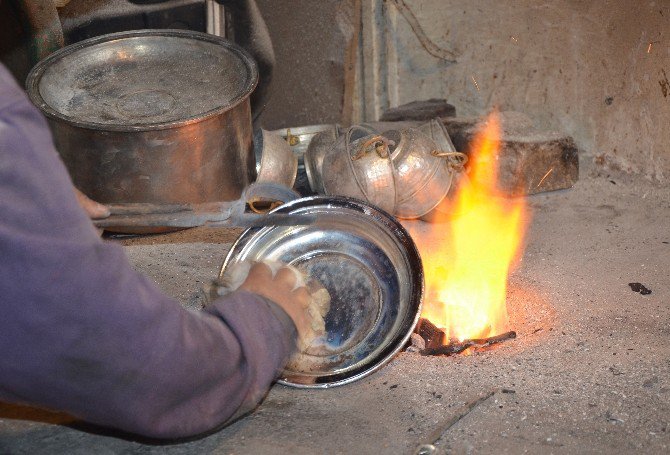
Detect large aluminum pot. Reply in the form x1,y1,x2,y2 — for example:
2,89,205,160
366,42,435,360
320,126,397,214
385,120,465,219
26,30,258,204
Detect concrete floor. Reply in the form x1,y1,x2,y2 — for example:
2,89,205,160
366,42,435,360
1,172,669,454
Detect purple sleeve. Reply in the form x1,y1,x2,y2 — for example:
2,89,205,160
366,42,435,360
0,64,297,439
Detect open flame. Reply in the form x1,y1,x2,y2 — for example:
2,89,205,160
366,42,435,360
418,112,529,342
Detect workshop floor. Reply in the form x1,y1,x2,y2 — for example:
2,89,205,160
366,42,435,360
1,170,669,454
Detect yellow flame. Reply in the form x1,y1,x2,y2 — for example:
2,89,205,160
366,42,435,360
418,112,529,342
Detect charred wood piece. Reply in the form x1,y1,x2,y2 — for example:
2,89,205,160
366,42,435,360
443,113,579,196
628,282,652,295
415,318,446,349
420,331,517,356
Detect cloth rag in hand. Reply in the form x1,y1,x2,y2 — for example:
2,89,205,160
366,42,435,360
214,260,330,352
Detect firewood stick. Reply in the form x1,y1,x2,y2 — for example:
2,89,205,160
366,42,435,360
420,331,516,356
469,330,517,346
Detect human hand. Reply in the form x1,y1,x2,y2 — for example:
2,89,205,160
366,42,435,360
74,188,110,220
238,262,329,351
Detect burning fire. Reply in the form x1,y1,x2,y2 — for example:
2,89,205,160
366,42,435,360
418,112,529,342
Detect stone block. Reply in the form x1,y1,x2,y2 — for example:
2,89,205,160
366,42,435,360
380,99,456,122
443,112,579,196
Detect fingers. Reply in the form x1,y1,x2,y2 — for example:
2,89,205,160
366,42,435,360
89,201,111,219
246,263,301,292
291,286,311,309
247,262,273,282
275,266,298,290
240,262,273,295
74,188,110,219
236,261,329,351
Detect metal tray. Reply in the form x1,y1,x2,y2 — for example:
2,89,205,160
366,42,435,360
219,197,424,388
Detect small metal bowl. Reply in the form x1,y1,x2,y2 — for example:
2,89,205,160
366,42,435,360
254,129,298,188
271,124,341,194
219,196,424,388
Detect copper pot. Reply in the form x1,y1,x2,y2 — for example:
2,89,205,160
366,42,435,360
26,30,258,205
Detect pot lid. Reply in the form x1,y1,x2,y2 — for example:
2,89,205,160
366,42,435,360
26,30,258,131
219,196,424,388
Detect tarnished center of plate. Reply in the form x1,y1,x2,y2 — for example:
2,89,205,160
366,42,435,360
295,253,381,356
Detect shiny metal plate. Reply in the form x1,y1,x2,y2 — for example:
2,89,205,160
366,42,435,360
220,197,424,388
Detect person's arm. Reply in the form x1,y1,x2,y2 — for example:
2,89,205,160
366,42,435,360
0,64,297,439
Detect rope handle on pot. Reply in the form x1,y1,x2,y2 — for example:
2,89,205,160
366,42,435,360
350,135,395,160
247,198,284,214
431,150,468,171
285,128,300,147
241,182,301,214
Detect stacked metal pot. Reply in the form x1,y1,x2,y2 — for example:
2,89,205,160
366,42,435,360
303,118,467,219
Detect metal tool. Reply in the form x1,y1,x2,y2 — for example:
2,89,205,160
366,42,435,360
413,390,496,453
94,201,317,229
93,183,315,230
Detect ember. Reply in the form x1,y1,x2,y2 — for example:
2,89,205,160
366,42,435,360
413,112,530,345
413,318,517,356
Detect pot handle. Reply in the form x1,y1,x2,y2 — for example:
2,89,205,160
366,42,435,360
343,125,394,160
216,0,274,121
350,135,395,160
241,181,301,214
430,150,469,171
93,183,303,229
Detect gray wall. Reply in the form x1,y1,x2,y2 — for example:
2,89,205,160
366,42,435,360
260,0,670,182
374,0,670,182
255,0,355,129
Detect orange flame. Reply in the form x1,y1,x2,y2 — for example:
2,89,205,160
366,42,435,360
418,112,529,342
